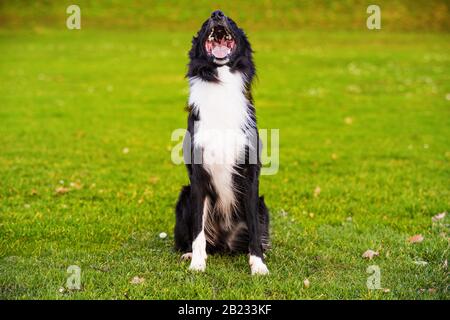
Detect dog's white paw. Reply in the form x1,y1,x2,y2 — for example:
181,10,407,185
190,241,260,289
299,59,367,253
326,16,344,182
249,255,269,276
189,259,206,272
180,252,192,261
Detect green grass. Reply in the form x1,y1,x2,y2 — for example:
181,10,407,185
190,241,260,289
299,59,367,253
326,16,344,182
0,28,449,299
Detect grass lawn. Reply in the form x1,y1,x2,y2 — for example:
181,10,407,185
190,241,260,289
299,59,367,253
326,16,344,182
0,28,449,299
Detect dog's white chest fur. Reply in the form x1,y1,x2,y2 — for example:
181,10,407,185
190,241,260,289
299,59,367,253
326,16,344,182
189,66,251,213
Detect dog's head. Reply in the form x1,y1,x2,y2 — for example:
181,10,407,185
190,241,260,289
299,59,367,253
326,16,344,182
188,10,255,83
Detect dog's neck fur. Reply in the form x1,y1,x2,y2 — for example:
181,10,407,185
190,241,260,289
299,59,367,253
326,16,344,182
189,66,253,222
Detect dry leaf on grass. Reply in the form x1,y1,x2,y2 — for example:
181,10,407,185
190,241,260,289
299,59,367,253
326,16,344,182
55,187,70,195
344,117,353,125
408,234,424,243
413,260,428,266
362,249,379,260
130,276,145,285
313,186,321,197
432,212,446,222
149,176,160,184
303,278,310,288
69,181,82,190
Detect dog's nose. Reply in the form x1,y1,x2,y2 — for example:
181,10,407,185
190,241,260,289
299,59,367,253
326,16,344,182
211,10,225,20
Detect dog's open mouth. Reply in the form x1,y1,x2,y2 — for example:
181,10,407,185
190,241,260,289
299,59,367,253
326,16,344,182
205,25,235,60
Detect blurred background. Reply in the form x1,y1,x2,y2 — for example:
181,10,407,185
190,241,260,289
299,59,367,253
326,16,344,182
0,0,449,31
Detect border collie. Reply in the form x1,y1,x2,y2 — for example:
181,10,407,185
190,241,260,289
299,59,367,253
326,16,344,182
174,10,270,275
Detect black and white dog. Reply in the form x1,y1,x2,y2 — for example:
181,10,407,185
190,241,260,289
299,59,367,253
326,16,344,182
174,10,270,275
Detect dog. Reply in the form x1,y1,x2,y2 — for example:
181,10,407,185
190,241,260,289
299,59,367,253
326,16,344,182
174,10,270,275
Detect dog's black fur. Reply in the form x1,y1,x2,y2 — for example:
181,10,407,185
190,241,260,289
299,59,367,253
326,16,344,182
174,11,269,266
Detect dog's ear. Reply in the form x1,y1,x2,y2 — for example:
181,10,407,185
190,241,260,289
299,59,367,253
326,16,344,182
230,29,255,84
189,20,209,60
189,35,201,60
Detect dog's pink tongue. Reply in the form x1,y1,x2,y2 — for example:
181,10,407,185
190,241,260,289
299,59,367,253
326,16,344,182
212,45,229,59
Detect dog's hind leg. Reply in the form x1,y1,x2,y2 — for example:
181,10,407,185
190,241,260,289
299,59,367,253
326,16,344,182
258,196,270,252
174,186,193,255
245,167,270,276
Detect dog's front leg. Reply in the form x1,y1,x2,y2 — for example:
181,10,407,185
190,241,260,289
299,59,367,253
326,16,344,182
189,184,209,272
245,166,269,275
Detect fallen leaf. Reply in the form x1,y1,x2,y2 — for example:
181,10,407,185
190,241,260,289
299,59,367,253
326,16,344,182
303,278,310,288
313,186,321,197
69,181,82,190
346,84,361,93
55,187,70,195
279,209,288,217
413,260,428,266
344,117,353,125
432,212,446,222
90,264,110,272
383,288,391,293
408,234,424,243
130,276,145,285
149,176,159,184
362,249,379,260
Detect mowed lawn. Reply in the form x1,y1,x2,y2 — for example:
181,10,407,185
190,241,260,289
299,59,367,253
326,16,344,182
0,29,449,299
